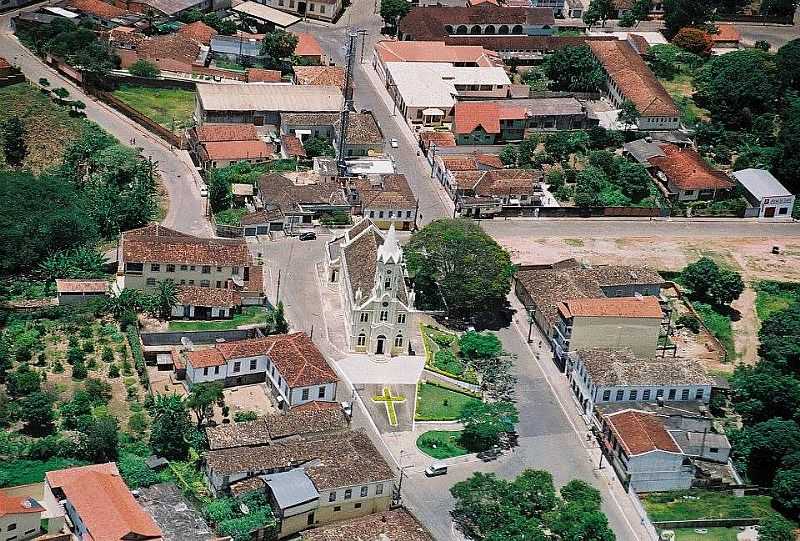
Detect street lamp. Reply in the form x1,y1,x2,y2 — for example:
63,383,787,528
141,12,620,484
527,308,536,343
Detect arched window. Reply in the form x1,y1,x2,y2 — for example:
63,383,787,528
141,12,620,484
512,24,523,34
498,24,509,34
394,333,403,347
357,333,366,346
456,25,468,34
380,310,388,322
470,25,482,35
484,24,495,34
445,25,454,34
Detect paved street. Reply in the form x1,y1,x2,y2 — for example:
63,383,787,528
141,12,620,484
0,8,213,237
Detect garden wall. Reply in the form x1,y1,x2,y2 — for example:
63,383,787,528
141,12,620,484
140,327,263,346
714,13,793,23
90,89,185,149
497,206,665,218
108,73,197,91
652,518,761,529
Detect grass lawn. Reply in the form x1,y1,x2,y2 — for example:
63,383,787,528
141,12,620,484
113,85,196,133
169,306,268,331
0,83,86,172
214,208,248,226
642,490,779,522
416,430,468,459
668,528,739,541
692,302,735,359
420,325,478,383
415,382,481,421
0,458,88,487
755,280,800,321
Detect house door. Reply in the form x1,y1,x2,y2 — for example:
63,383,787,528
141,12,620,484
764,206,776,218
297,1,306,13
376,335,386,355
183,305,191,318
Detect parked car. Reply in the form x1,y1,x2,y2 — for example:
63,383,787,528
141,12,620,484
477,447,502,461
390,138,399,148
199,186,208,198
298,231,317,241
424,463,448,477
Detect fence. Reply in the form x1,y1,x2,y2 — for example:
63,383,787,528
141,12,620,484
140,327,263,347
652,518,761,529
215,223,245,238
714,13,793,23
89,88,185,149
108,73,197,91
498,205,665,218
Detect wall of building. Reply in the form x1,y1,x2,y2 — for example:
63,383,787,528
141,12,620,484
187,355,268,385
0,512,41,541
623,452,694,492
122,263,247,291
171,305,232,319
289,382,337,406
57,292,108,306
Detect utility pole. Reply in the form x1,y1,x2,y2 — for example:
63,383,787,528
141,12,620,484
429,142,436,178
336,30,363,177
276,269,282,303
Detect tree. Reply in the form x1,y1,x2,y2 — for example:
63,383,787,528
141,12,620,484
186,382,225,427
1,116,27,167
662,0,714,38
545,132,576,161
128,59,160,78
758,515,797,541
729,418,800,486
694,50,777,128
40,246,105,280
583,0,614,27
303,136,335,158
730,363,800,424
629,0,652,23
380,0,411,27
268,301,288,334
681,257,743,306
672,27,713,56
0,390,16,427
59,390,94,430
617,100,640,131
150,394,191,459
78,416,119,462
757,303,800,373
772,467,800,516
260,29,298,63
38,77,50,87
118,452,161,489
522,66,549,91
151,280,178,320
517,135,539,166
19,391,56,436
52,87,70,101
550,503,615,541
544,45,605,93
776,39,800,92
459,401,519,450
459,331,502,360
560,479,603,509
405,219,515,316
616,161,652,202
775,99,800,192
759,0,798,16
499,145,518,166
510,470,558,517
6,365,41,398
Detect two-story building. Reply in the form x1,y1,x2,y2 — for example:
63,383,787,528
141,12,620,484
183,332,339,408
452,168,544,217
552,296,665,364
280,111,384,158
342,175,417,230
398,5,556,41
326,221,414,355
432,152,503,192
204,429,395,537
44,463,162,541
0,492,45,541
566,347,713,418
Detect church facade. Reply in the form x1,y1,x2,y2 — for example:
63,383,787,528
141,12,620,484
326,220,414,355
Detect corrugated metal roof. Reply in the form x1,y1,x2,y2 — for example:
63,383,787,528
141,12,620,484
233,1,300,27
732,168,792,200
197,83,343,112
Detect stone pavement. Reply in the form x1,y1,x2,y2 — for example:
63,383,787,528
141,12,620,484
338,354,425,385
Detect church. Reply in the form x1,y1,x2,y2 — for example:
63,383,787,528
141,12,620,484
326,219,414,355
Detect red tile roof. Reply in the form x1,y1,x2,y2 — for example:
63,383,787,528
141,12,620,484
178,21,217,45
0,57,11,70
246,68,283,82
399,5,555,41
419,131,456,150
606,410,681,456
67,0,127,18
440,153,504,171
281,134,307,158
292,400,342,412
0,492,44,518
453,101,527,135
648,144,734,190
712,24,740,43
121,224,251,266
558,296,663,319
195,123,259,142
45,463,162,541
185,348,226,368
293,65,346,90
203,140,273,160
588,40,679,118
374,40,499,66
293,32,324,58
55,279,109,294
177,286,241,307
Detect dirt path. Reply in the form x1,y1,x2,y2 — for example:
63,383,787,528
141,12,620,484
732,286,759,365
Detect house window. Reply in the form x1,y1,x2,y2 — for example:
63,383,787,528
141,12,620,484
615,390,624,401
376,484,383,495
384,279,391,289
656,389,664,398
302,388,309,400
344,489,352,499
7,524,16,531
308,2,314,9
216,281,222,288
388,211,394,218
250,359,257,370
233,361,241,373
190,266,196,271
203,367,209,376
394,334,403,347
354,502,362,508
357,333,366,346
181,265,188,271
602,390,611,401
202,266,211,274
278,375,282,386
278,0,284,5
232,266,240,275
146,278,157,286
643,389,651,400
216,266,222,272
188,280,195,285
360,312,369,322
307,513,315,526
166,264,175,272
709,447,719,453
681,389,690,400
406,211,412,218
320,4,325,12
695,388,705,400
369,210,375,218
180,280,186,285
379,211,384,218
151,263,160,272
397,313,406,324
289,0,294,6
628,390,637,400
334,506,341,512
214,366,220,374
668,388,676,400
200,280,210,288
380,311,388,321
779,207,788,215
126,262,144,274
684,190,695,196
361,486,368,497
329,492,336,502
318,386,326,398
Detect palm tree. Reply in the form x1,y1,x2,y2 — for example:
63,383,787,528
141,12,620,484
105,288,142,319
154,280,178,321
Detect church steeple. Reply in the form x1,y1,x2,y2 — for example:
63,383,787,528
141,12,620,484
377,223,402,264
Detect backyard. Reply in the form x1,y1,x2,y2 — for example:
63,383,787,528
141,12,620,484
755,280,800,321
112,85,197,133
169,306,269,331
416,430,468,459
415,382,481,421
641,490,781,523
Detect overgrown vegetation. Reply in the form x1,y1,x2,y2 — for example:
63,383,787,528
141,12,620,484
113,85,196,133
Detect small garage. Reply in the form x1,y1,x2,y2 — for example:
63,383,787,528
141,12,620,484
732,168,795,220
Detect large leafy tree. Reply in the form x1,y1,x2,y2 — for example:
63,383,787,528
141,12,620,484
149,394,192,459
616,161,651,202
757,303,800,373
459,331,502,361
729,418,800,486
681,257,744,306
582,0,615,27
776,39,800,92
758,515,797,541
694,50,778,128
78,416,120,463
260,29,298,64
759,0,799,16
151,280,178,321
544,45,606,93
774,99,800,192
730,363,800,424
380,0,411,28
672,27,713,56
18,391,57,436
617,100,640,131
772,468,800,516
186,382,225,428
405,219,515,316
662,0,714,38
1,116,27,167
459,400,519,450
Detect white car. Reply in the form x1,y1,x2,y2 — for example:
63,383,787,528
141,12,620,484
200,186,208,198
390,138,399,148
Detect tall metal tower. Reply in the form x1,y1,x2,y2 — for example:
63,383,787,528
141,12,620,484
337,30,366,177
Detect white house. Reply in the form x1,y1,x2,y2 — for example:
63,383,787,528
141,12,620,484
567,348,713,418
731,168,795,220
0,492,45,541
326,221,414,356
183,332,338,409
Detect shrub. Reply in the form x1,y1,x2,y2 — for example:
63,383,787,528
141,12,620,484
81,341,94,353
118,452,160,489
52,359,64,373
128,59,160,78
108,364,120,378
128,411,149,433
434,349,465,375
431,332,455,347
234,410,258,422
72,360,87,380
101,346,114,363
676,314,701,333
673,27,713,56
